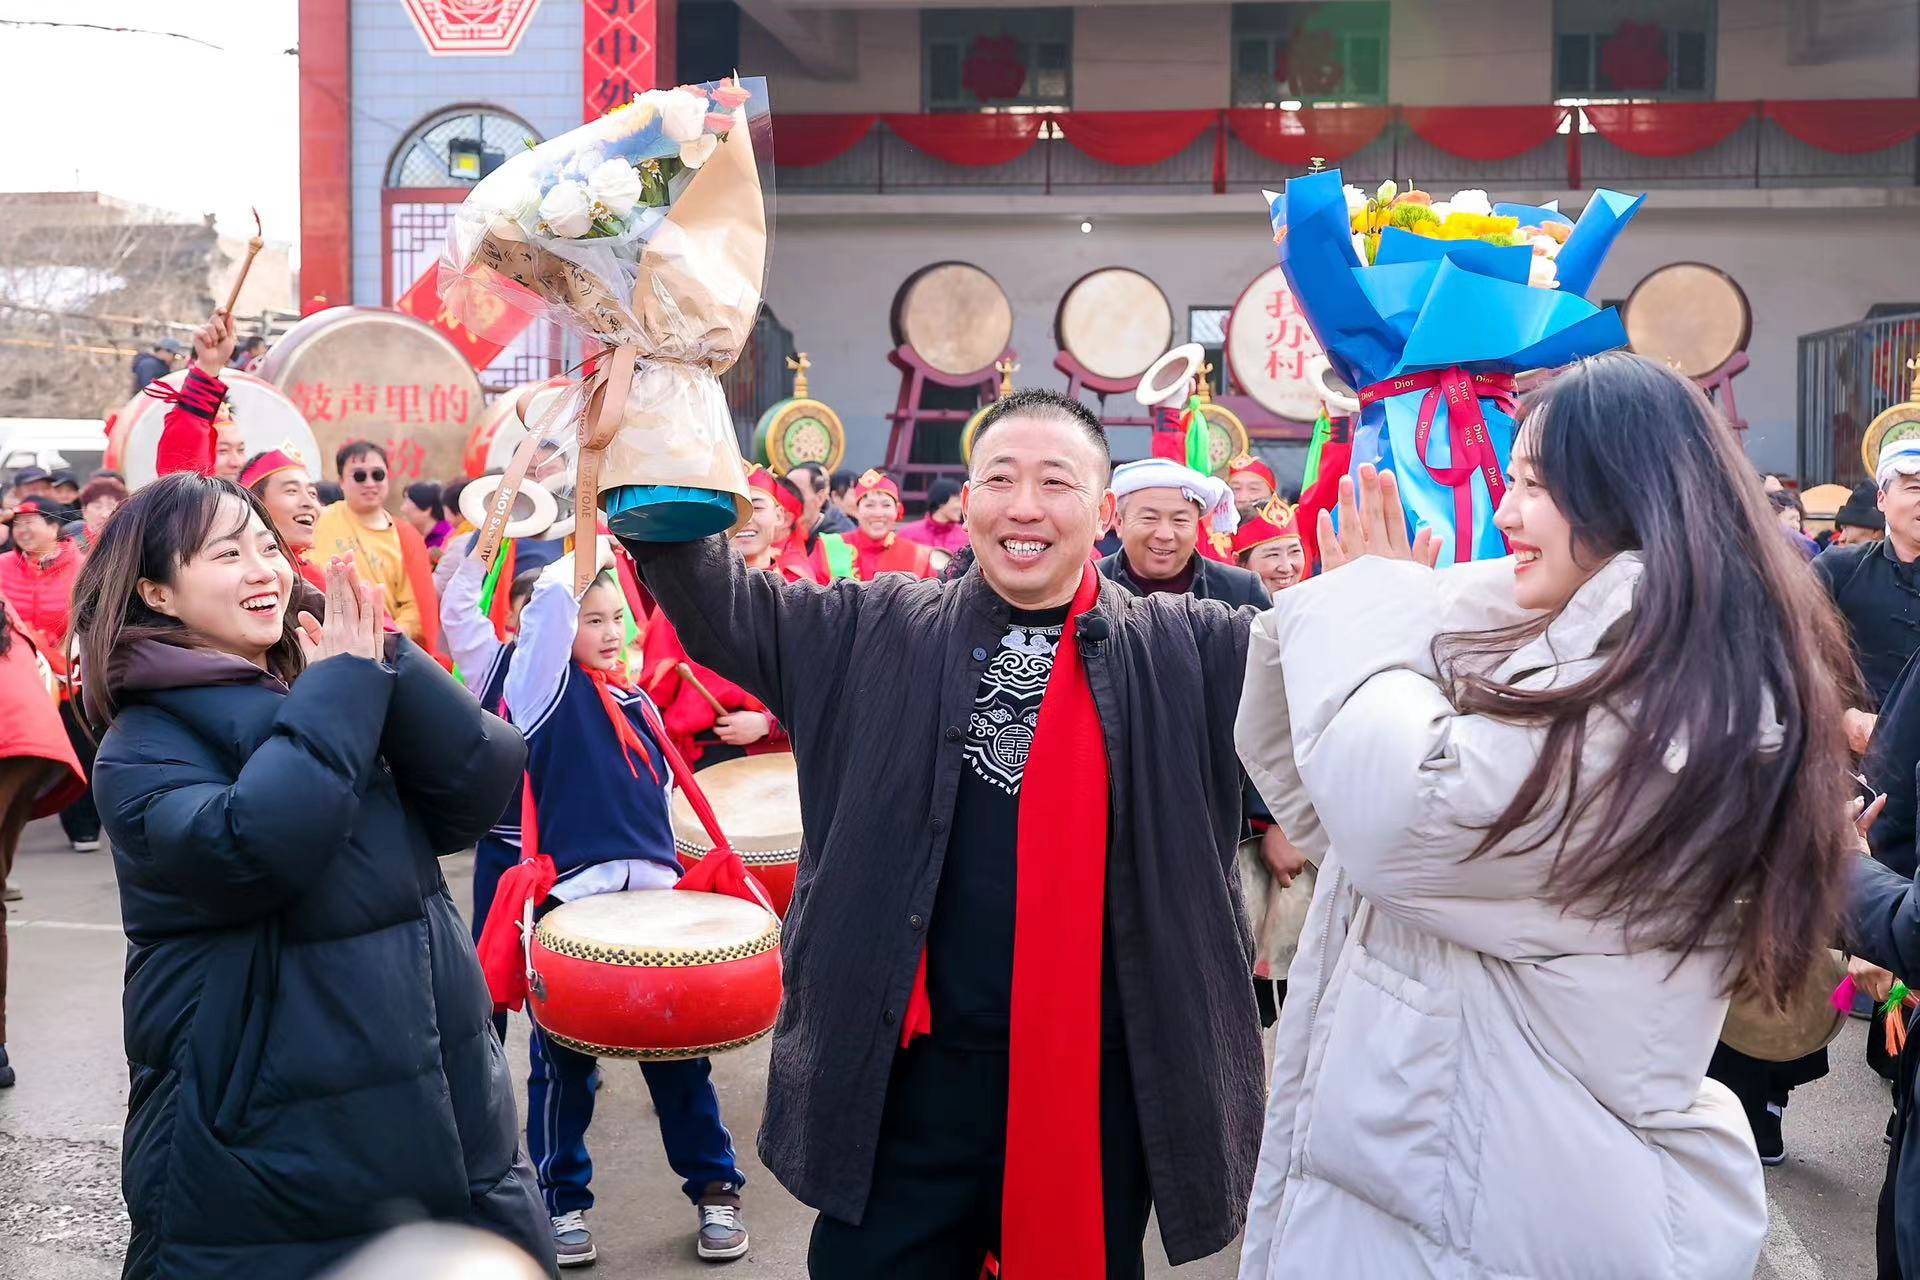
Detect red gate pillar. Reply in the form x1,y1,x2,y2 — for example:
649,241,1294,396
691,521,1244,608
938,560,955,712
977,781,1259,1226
585,0,678,122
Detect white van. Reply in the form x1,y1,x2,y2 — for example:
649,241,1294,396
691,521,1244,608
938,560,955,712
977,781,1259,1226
0,419,109,485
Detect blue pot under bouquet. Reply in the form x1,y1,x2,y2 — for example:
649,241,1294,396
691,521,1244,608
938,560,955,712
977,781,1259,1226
1268,171,1644,564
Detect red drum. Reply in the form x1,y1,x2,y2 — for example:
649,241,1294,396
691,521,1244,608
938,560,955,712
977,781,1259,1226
528,890,782,1060
671,755,802,917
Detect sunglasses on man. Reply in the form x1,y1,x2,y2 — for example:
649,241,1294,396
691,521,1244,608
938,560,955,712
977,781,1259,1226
350,468,387,484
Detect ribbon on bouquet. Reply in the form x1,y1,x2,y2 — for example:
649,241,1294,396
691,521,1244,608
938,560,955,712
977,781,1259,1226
1358,368,1517,565
474,344,641,596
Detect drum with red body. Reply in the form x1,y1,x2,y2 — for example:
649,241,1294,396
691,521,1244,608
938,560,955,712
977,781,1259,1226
670,754,802,916
528,889,782,1060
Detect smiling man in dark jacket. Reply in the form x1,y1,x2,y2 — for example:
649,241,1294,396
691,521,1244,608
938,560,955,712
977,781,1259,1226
628,389,1263,1278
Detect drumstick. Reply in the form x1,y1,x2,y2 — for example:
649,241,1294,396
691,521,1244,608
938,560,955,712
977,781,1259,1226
220,207,265,318
677,662,728,716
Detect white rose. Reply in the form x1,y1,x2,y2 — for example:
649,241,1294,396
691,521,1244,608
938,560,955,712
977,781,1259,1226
658,88,709,143
1528,254,1560,290
538,179,595,238
588,158,645,218
1449,188,1493,218
1342,184,1367,216
1429,201,1453,221
679,134,719,170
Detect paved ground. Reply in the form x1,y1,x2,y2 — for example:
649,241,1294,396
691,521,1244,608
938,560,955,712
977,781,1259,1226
0,821,1894,1278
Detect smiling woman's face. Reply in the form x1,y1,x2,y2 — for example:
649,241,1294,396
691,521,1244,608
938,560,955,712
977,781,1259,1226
1493,440,1598,613
136,495,293,665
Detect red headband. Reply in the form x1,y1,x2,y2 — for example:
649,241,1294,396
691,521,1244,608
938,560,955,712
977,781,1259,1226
240,449,309,492
1227,453,1277,492
852,467,900,507
1231,498,1300,556
748,465,802,520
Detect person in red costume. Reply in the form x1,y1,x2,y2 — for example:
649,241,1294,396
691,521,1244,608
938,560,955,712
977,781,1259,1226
643,468,817,767
1225,453,1278,517
809,469,934,582
153,310,248,480
241,450,326,592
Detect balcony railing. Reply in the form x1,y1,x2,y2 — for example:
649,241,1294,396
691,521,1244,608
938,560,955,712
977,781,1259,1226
777,102,1920,196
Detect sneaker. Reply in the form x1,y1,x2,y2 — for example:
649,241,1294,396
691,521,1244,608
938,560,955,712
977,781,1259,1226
2,884,19,902
551,1210,596,1268
695,1183,749,1262
1755,1102,1786,1166
0,1045,15,1089
70,839,100,853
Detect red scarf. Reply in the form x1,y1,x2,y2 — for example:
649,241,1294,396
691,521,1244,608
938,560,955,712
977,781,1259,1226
902,565,1111,1277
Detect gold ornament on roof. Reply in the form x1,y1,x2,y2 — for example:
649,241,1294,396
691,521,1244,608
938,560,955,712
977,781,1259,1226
786,352,811,399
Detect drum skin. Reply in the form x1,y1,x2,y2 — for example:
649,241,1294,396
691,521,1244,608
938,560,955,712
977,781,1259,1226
892,262,1014,378
671,755,802,917
1056,267,1174,383
1623,263,1751,380
529,891,783,1060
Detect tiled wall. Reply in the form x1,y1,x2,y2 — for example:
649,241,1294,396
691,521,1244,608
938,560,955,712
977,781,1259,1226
349,0,585,305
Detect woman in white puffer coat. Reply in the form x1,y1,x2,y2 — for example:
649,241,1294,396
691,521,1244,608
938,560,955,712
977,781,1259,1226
1235,353,1856,1280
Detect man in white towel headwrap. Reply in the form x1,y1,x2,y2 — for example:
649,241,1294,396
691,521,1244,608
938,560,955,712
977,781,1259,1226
1097,458,1270,608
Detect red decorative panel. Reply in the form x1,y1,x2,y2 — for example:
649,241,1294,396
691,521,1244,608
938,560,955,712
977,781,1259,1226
402,0,543,56
584,0,672,122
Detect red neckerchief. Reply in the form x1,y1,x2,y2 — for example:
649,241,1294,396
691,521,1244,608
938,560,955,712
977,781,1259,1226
902,566,1111,1277
585,666,660,785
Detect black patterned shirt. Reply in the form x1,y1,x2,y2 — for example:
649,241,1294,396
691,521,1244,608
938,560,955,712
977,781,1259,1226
927,606,1067,1049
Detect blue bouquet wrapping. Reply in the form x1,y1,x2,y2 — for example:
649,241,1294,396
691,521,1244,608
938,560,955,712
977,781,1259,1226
1268,171,1644,562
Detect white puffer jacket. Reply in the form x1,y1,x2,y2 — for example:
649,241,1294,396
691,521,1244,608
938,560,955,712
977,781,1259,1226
1234,553,1765,1280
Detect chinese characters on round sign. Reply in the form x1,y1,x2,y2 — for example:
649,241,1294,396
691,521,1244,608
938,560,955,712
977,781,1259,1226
1226,263,1328,422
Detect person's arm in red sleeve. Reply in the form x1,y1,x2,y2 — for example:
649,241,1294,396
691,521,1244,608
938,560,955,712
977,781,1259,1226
153,312,236,477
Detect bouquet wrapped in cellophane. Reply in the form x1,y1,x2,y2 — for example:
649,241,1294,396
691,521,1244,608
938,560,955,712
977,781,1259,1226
442,76,771,566
1269,170,1642,564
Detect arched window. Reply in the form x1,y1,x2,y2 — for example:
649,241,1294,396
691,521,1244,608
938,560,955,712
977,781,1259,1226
385,105,540,189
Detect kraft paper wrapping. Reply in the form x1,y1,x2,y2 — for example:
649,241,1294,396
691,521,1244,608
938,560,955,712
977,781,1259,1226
481,120,766,530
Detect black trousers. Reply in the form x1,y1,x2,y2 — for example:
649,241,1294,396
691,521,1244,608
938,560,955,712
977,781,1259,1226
807,1039,1151,1279
55,700,97,844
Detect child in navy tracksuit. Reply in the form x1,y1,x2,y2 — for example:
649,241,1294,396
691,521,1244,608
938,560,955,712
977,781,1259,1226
500,543,749,1269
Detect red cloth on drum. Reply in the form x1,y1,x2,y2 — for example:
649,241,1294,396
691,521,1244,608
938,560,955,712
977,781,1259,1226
149,366,227,477
479,777,557,1011
902,564,1111,1278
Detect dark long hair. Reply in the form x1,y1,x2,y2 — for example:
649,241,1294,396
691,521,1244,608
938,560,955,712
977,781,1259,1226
70,473,307,730
1438,352,1854,1007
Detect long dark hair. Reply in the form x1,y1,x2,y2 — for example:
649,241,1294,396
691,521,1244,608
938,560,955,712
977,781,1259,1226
1438,352,1854,1006
70,473,307,730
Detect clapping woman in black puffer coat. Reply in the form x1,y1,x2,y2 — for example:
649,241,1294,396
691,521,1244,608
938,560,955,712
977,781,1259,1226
69,472,556,1280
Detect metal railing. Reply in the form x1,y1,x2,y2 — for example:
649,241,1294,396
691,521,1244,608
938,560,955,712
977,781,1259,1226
782,113,1917,196
1799,311,1920,485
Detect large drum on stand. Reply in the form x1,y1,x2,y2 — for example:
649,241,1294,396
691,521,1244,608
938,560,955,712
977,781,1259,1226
1624,263,1753,431
670,755,804,917
257,307,485,495
528,890,783,1060
1056,267,1174,388
1227,265,1330,427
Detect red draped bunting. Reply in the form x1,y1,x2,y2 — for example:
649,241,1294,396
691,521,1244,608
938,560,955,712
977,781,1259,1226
1052,110,1214,167
1583,100,1756,157
1766,98,1920,154
1402,105,1570,161
774,114,878,168
1225,105,1391,165
882,113,1044,166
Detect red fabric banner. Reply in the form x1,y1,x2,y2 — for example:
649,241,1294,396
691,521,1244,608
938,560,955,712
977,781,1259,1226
1583,100,1756,157
774,114,878,168
1401,105,1570,161
395,262,534,371
1766,98,1920,154
1225,105,1390,165
1053,110,1215,167
583,0,660,122
882,113,1045,166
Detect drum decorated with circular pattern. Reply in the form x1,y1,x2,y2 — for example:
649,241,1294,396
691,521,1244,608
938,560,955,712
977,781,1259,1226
752,397,846,474
529,889,783,1060
892,262,1014,378
671,754,803,917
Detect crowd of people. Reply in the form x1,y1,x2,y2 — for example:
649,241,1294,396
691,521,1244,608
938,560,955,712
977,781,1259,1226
1,308,1918,1280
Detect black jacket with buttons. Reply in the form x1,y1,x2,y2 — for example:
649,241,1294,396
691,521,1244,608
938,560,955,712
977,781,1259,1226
1814,538,1920,709
628,535,1265,1265
1097,548,1272,611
